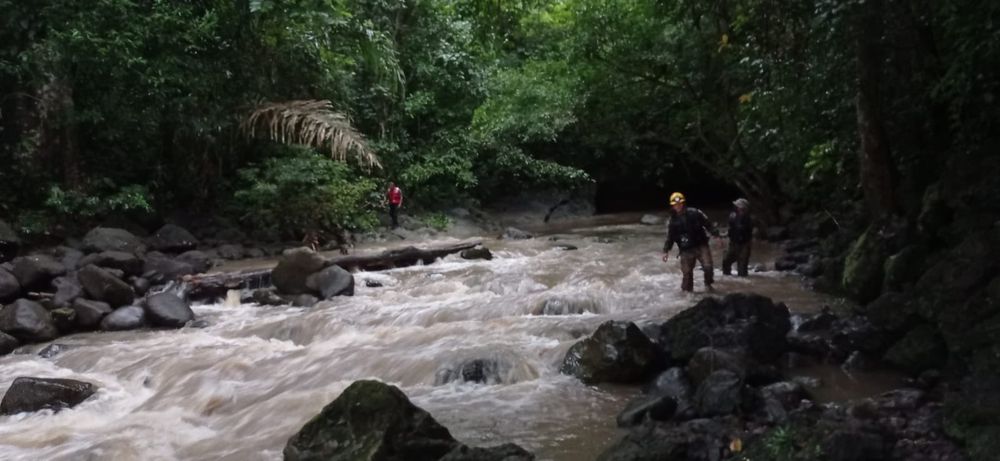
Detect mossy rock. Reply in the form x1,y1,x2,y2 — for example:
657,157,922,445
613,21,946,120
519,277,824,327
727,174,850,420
882,324,947,375
841,225,891,303
883,245,928,292
283,380,458,461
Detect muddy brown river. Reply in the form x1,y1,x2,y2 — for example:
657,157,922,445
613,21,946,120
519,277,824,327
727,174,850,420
0,213,897,460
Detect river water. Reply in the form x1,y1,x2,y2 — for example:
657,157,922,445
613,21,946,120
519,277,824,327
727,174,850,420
1,213,863,460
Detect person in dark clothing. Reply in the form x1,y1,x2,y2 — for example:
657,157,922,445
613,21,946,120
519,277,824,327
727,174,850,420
662,192,720,292
723,198,753,276
387,182,403,229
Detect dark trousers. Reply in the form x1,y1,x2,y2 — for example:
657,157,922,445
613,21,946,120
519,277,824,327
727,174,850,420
723,241,751,276
389,203,399,228
679,245,714,292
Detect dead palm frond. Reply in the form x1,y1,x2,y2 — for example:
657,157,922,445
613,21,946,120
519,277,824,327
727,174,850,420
242,100,381,170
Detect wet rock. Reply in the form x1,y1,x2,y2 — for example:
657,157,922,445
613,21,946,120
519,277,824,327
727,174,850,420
460,247,493,261
531,297,598,316
0,219,20,263
554,243,578,251
216,244,245,260
502,227,533,240
440,443,534,461
292,294,319,307
149,224,199,253
861,292,918,334
435,359,507,385
774,256,799,271
694,370,743,417
100,305,145,331
640,214,664,225
883,324,947,375
175,251,212,274
365,279,383,288
883,245,928,292
142,254,195,285
0,299,59,342
245,247,266,259
251,288,287,306
597,418,730,461
144,292,194,328
189,319,210,329
646,368,694,405
560,320,661,384
686,347,746,386
0,267,20,303
272,247,326,295
786,330,831,357
796,259,824,277
753,264,768,273
822,429,888,461
0,377,97,415
83,227,145,254
50,307,76,333
38,343,72,358
658,293,791,364
798,307,837,332
842,350,881,372
11,255,66,291
283,380,459,461
79,251,143,277
617,394,677,427
757,381,807,423
305,265,355,298
1,331,19,355
71,298,112,330
790,375,823,390
78,264,134,307
830,316,887,359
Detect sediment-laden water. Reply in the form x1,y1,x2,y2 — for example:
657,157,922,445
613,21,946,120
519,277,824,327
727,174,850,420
0,214,854,460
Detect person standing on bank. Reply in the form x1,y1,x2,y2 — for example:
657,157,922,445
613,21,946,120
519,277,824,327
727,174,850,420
723,198,753,277
387,182,403,229
662,192,720,292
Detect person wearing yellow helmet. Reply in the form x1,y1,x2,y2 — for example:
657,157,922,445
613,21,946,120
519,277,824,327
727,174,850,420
723,198,753,277
662,192,720,292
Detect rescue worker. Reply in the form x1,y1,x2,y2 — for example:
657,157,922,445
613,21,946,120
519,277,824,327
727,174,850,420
387,182,403,229
662,192,720,292
722,198,753,277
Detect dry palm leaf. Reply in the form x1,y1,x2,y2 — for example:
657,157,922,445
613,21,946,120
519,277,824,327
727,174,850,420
243,100,380,170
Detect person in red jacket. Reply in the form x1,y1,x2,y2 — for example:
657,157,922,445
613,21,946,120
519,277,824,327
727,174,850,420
387,182,403,229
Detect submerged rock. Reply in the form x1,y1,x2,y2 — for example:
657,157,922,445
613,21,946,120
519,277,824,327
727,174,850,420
0,377,97,415
460,247,493,261
531,297,598,316
435,359,507,385
502,227,533,240
560,320,661,384
305,265,355,298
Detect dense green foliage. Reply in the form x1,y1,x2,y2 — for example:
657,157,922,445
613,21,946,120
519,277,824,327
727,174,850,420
1,0,997,237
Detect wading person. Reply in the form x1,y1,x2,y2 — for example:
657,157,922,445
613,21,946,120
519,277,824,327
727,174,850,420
387,182,403,229
723,198,753,277
662,192,720,292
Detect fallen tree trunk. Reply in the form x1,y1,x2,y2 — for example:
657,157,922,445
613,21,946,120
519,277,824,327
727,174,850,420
184,241,482,301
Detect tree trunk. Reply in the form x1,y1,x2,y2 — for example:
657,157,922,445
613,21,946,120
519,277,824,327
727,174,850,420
855,0,897,218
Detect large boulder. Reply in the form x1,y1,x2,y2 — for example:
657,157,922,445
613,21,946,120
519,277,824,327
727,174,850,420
440,444,534,461
78,264,134,307
0,299,59,342
144,292,194,328
79,251,144,276
71,298,112,330
272,248,327,295
0,377,97,415
11,255,67,291
149,224,199,253
693,370,743,417
1,331,19,355
100,305,145,331
560,321,661,384
841,222,906,304
0,219,20,263
283,380,459,461
82,227,146,254
305,265,355,298
142,253,195,284
0,267,20,303
658,294,791,364
686,347,746,387
883,245,929,292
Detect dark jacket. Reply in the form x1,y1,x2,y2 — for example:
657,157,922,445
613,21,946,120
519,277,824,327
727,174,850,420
664,207,719,252
728,210,753,244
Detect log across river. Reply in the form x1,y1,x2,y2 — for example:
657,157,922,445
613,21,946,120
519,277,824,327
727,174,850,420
0,213,901,460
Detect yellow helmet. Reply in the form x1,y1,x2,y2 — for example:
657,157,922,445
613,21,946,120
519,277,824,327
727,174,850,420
669,192,686,205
